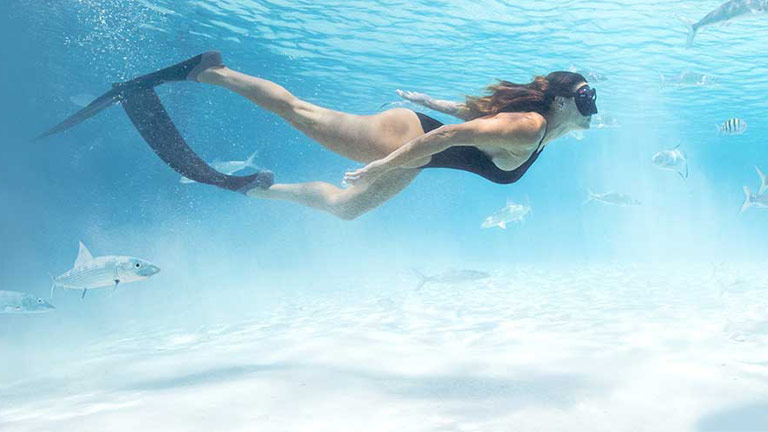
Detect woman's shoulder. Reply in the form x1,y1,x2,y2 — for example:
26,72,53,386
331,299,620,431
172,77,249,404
488,112,547,144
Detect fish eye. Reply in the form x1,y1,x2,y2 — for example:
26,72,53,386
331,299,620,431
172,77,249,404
135,263,141,268
38,298,43,303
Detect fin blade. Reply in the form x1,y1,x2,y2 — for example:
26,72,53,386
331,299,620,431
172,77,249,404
35,87,124,140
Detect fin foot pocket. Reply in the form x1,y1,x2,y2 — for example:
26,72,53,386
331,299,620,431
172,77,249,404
236,170,275,194
122,51,223,87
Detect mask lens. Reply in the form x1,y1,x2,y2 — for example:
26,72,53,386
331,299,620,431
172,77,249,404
575,86,597,116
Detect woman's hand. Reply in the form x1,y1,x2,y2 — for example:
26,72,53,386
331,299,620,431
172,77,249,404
396,89,430,104
343,160,388,188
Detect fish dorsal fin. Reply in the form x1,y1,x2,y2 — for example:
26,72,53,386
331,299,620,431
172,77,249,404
74,241,94,267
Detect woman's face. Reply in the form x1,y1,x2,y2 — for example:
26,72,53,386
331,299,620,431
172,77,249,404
559,81,594,130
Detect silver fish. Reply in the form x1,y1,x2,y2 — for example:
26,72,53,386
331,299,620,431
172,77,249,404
180,151,259,184
660,72,717,87
740,186,768,213
0,291,55,314
584,190,641,207
652,145,688,180
717,118,748,135
481,201,531,229
51,242,160,299
412,269,491,290
682,0,768,48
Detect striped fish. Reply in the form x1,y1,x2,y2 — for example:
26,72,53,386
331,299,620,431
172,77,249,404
717,118,748,135
51,241,160,299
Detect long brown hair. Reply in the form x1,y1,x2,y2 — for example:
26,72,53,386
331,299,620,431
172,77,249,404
465,71,587,119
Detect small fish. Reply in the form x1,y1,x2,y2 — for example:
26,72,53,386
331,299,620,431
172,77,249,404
0,291,55,314
740,186,768,213
51,241,160,299
412,269,491,290
717,118,748,135
681,0,768,48
481,201,531,229
756,166,768,194
180,151,260,184
584,190,641,207
652,145,688,179
660,72,717,87
69,93,96,108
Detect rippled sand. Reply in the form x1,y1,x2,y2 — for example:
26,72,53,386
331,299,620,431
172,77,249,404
2,264,768,432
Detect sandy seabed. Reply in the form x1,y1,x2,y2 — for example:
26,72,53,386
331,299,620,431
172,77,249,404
1,264,768,432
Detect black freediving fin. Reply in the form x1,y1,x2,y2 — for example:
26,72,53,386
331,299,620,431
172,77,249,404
121,87,274,193
35,51,273,194
35,52,222,141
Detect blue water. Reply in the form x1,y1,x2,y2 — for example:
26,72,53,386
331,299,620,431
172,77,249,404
2,1,768,430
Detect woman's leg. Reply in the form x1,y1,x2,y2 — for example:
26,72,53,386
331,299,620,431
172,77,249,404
247,168,420,220
197,66,425,163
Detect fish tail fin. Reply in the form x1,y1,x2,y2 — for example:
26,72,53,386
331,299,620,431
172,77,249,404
677,16,697,48
756,165,768,194
685,26,697,49
245,150,259,168
740,186,753,214
48,273,58,301
582,189,596,206
411,268,429,291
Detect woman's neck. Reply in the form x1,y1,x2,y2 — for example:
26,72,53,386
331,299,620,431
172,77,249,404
542,112,575,144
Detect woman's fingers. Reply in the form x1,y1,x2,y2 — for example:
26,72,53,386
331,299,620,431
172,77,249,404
344,169,364,183
397,89,418,101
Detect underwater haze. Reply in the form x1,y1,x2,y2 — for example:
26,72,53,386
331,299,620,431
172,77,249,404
2,0,768,431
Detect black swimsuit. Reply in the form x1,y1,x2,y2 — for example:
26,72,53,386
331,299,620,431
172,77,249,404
415,112,544,185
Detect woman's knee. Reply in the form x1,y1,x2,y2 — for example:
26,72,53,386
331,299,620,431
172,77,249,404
327,194,367,221
330,201,364,221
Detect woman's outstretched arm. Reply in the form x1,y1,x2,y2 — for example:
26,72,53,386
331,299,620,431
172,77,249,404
344,113,545,187
397,89,473,121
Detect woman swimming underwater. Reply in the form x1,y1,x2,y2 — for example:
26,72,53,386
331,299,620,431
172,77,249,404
39,52,598,220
